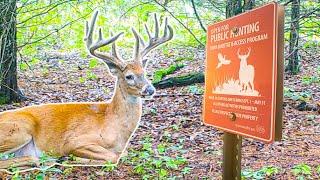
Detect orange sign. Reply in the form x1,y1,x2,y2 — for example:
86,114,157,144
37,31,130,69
203,2,284,143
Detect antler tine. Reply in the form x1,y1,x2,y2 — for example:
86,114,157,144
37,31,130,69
140,14,174,59
247,47,251,56
154,14,159,38
132,28,141,60
163,17,168,37
144,24,152,40
84,11,124,69
84,11,98,47
110,31,120,60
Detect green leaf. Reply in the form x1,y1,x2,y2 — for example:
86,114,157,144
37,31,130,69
157,144,166,154
36,173,45,180
158,169,168,178
291,164,312,176
182,167,192,174
19,63,28,71
102,161,117,172
47,167,62,173
79,77,86,84
89,59,99,69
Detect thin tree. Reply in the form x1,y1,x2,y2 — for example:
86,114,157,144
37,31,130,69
0,0,20,103
287,0,300,74
243,0,255,11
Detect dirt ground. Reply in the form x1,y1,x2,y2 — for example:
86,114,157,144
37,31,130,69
0,47,319,179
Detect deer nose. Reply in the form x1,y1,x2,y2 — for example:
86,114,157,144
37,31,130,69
142,85,155,96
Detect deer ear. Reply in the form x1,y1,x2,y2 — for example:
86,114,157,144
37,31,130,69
142,58,149,68
102,60,122,75
109,67,119,74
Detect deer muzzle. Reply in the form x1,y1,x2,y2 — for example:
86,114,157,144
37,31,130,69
141,85,156,98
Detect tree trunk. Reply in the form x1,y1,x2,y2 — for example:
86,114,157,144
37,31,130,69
243,0,255,11
0,0,20,104
287,0,300,74
226,0,242,17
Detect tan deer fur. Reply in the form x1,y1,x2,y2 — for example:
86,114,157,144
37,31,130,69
0,11,173,169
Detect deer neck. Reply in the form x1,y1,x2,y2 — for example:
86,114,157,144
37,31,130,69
240,59,248,68
108,78,142,130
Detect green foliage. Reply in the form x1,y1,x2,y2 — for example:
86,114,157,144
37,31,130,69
121,136,189,179
10,167,22,180
62,167,74,176
175,56,194,62
19,62,29,71
0,152,15,159
291,164,312,177
260,166,280,176
153,63,184,83
16,0,217,68
242,166,280,179
79,77,86,84
284,87,312,101
306,114,316,120
89,59,99,69
0,94,10,105
102,161,117,172
302,75,320,85
303,41,320,49
187,85,204,94
78,70,98,83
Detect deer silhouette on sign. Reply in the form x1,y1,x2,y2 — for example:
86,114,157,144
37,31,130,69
237,47,255,93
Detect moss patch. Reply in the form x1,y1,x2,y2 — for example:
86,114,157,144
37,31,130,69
153,63,184,83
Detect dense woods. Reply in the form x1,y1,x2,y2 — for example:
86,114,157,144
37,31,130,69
0,0,319,179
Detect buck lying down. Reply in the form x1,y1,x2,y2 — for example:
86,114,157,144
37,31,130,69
0,11,173,169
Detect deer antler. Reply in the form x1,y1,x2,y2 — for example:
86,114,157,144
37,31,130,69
237,48,251,58
131,14,174,66
84,11,125,70
245,47,251,58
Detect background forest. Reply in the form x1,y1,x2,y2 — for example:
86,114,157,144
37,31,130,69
0,0,319,179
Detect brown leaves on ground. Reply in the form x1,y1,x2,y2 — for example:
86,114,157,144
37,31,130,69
0,47,319,179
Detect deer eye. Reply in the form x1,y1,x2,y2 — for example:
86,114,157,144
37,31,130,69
125,75,134,80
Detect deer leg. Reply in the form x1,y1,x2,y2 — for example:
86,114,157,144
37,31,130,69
70,145,119,164
0,156,39,169
243,83,247,92
0,134,42,170
251,81,255,91
240,83,244,92
0,122,33,154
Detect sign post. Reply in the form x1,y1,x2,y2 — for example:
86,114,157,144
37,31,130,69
203,2,284,179
223,133,242,179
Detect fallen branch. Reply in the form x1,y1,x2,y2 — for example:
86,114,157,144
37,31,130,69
153,72,204,89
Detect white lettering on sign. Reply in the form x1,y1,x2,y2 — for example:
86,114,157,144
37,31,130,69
210,21,261,43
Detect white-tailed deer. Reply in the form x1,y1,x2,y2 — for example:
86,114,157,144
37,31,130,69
0,11,173,169
238,47,255,92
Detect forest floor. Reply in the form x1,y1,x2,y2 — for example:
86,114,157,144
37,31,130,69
0,46,319,179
